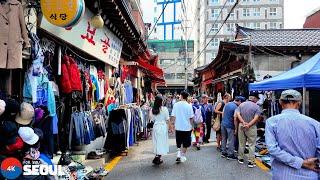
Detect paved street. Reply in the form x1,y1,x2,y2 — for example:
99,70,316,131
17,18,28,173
107,136,271,180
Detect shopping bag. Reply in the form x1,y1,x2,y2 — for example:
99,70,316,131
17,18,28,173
212,115,221,132
191,131,196,143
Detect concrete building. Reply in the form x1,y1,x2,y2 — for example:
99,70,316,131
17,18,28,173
141,0,195,92
194,0,284,66
148,40,194,93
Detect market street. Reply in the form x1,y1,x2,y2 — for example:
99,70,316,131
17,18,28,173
107,136,271,180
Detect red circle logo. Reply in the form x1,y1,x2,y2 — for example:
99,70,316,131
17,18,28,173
1,157,23,179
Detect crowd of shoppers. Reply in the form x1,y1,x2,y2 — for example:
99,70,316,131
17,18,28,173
150,90,320,180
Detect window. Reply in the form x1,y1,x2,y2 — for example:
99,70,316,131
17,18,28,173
212,9,219,18
279,23,283,29
270,22,277,29
243,8,250,17
243,22,252,28
227,0,235,2
176,73,185,79
226,23,235,32
252,22,260,29
242,0,249,2
177,58,185,66
188,73,193,79
154,17,157,23
164,73,175,80
160,59,174,65
212,24,219,32
187,58,192,64
269,7,277,16
269,0,277,1
211,0,219,4
154,7,157,13
211,38,219,47
253,8,260,16
230,9,235,18
253,0,260,2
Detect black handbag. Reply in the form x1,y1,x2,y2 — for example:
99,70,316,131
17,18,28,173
147,121,154,129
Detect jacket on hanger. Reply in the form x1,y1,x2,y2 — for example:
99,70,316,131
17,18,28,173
0,0,30,69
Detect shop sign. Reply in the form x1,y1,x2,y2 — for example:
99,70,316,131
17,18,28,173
41,0,85,28
40,9,123,67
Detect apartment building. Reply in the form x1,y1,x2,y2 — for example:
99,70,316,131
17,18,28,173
194,0,284,66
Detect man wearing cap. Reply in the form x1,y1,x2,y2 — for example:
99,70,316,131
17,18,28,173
236,93,262,168
221,96,245,160
265,89,320,179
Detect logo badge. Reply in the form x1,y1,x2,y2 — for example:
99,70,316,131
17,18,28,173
1,157,23,179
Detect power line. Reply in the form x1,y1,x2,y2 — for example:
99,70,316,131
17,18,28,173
163,0,229,71
186,0,240,70
146,1,170,40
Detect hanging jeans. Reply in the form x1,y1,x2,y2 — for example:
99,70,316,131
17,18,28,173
69,112,85,147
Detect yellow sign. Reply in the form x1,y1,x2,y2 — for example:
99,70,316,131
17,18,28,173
40,0,85,27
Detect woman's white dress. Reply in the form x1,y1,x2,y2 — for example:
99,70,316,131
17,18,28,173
152,107,170,155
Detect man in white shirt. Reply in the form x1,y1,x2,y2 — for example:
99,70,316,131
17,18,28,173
171,91,194,163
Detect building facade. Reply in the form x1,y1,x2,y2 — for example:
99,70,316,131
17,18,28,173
148,40,194,93
304,7,320,28
194,0,284,66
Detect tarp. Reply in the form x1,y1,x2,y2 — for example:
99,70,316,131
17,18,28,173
249,52,320,91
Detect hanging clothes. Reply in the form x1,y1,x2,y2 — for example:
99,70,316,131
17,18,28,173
0,0,30,69
124,81,133,104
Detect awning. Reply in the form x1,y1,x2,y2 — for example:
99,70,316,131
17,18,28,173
135,54,165,83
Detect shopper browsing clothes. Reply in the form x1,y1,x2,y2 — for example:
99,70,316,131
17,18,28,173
214,93,231,150
221,96,245,160
171,91,194,163
151,95,170,165
236,93,262,168
265,89,320,180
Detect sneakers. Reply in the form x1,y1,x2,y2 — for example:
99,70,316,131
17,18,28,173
227,155,238,161
221,153,228,158
248,162,256,168
177,149,181,158
196,145,201,151
180,156,187,163
238,159,244,164
176,157,181,163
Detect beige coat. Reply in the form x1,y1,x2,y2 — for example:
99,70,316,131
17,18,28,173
0,0,30,69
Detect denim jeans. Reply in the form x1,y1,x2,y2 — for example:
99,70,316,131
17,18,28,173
221,125,235,156
69,112,85,147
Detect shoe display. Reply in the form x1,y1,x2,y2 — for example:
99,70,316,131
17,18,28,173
238,159,244,164
248,162,256,168
227,155,238,161
221,153,228,158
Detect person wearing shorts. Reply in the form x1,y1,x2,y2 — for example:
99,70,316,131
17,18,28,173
171,91,194,163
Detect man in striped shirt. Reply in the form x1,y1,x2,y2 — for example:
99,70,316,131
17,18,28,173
266,89,320,180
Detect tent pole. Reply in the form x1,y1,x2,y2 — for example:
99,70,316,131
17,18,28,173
302,87,306,115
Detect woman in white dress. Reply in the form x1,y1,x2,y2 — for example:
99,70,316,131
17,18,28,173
151,95,170,165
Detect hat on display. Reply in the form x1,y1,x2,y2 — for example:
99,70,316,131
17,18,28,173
15,102,34,125
18,127,39,145
0,121,18,145
34,128,44,140
280,89,302,101
34,108,44,123
0,100,6,116
4,99,20,115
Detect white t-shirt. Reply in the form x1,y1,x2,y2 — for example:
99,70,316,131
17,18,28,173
172,101,194,131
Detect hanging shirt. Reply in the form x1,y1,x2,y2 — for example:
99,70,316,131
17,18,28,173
98,78,105,100
124,81,133,104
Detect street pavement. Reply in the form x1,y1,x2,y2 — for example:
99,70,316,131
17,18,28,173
106,135,271,180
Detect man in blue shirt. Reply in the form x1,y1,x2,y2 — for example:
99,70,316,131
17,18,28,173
201,94,214,143
221,96,245,160
266,89,320,179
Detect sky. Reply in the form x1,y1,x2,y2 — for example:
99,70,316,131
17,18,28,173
284,0,320,28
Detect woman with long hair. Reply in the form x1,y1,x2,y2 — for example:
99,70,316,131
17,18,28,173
151,95,170,165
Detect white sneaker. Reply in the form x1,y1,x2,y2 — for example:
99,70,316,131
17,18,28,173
181,156,187,163
177,149,181,158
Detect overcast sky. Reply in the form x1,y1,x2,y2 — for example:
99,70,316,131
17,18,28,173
284,0,320,28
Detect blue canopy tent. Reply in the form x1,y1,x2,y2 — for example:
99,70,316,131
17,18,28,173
249,52,320,114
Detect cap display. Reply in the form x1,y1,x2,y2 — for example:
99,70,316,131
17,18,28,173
15,102,34,125
18,127,39,145
280,89,302,101
0,121,18,145
0,99,6,116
